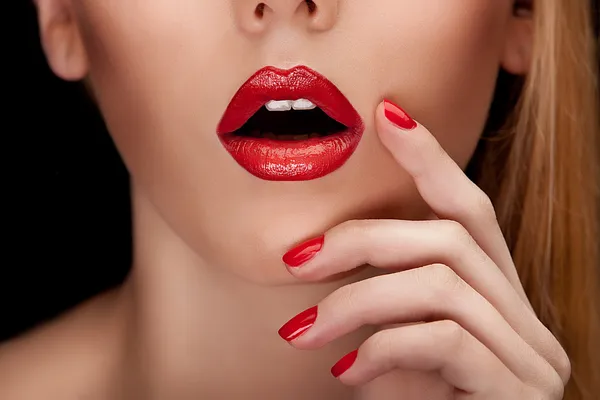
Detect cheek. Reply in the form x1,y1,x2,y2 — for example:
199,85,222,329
73,1,260,247
74,0,237,180
75,0,510,186
72,2,291,277
357,0,510,165
70,0,513,283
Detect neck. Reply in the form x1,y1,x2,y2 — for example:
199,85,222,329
114,187,375,399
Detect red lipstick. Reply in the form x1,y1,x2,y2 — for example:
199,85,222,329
217,66,364,181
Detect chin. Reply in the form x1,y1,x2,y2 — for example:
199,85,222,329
205,216,334,287
185,190,410,287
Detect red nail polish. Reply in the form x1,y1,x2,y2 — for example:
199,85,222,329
331,350,358,378
282,235,324,267
278,306,318,341
383,99,417,130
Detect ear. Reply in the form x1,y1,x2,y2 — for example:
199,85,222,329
35,0,88,81
501,3,533,75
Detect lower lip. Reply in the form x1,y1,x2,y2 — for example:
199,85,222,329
219,126,364,181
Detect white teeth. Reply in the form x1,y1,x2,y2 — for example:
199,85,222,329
265,99,317,111
265,100,293,111
292,99,317,110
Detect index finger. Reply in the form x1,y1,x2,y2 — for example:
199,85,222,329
375,99,527,302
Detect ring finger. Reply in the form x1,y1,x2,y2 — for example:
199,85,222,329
280,265,560,389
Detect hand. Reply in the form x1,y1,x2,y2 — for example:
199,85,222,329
278,100,571,399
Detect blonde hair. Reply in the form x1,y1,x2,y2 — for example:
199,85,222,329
470,1,600,398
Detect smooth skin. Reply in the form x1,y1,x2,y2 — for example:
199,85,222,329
283,102,570,399
1,1,569,399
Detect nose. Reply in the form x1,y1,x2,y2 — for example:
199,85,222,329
233,0,340,34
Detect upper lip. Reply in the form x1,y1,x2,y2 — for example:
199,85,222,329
217,65,363,134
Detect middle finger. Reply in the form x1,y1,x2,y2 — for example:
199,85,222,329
282,219,564,376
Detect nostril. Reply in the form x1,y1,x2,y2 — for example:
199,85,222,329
252,1,320,23
255,3,266,18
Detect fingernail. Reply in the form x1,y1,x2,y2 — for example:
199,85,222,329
331,350,358,378
282,235,324,268
278,306,318,341
383,99,417,130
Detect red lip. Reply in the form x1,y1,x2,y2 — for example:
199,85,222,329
217,66,364,181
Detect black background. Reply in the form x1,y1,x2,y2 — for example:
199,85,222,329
2,1,599,341
4,2,131,340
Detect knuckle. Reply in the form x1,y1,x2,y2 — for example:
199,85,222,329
470,190,497,222
433,320,466,350
555,348,572,384
520,383,561,400
334,282,362,313
551,381,566,400
529,366,565,400
424,263,464,295
547,369,566,399
439,219,474,248
436,219,491,268
364,330,395,366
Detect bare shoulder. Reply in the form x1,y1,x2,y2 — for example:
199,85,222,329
0,289,125,400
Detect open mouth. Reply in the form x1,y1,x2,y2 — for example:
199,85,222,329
232,99,348,141
217,66,365,181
